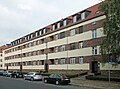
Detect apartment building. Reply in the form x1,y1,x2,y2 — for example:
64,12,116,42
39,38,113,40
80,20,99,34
0,45,7,70
3,3,120,74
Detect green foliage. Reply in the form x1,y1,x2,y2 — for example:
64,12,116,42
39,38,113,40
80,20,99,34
86,75,120,82
100,0,120,63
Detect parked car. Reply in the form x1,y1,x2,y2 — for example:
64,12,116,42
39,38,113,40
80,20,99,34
10,71,23,78
3,70,13,77
44,74,70,85
24,72,42,81
0,70,5,76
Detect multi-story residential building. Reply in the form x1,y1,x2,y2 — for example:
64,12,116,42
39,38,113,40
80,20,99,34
0,45,7,69
3,3,120,74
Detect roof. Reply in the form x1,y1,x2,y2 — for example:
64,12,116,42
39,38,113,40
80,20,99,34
0,45,8,53
8,2,104,48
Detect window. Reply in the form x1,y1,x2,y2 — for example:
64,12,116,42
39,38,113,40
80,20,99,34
60,32,65,39
37,50,40,55
92,21,96,25
50,47,54,53
92,30,97,38
57,22,60,29
33,61,36,65
70,29,75,36
55,47,58,52
81,12,85,20
37,61,41,65
79,41,83,48
39,30,41,35
41,50,44,54
96,10,100,14
36,31,39,37
61,45,65,51
55,34,58,40
79,57,84,64
55,59,59,65
41,60,44,65
92,46,97,55
73,15,77,23
61,59,65,64
70,58,76,64
43,29,46,34
50,35,54,41
52,25,55,30
79,26,83,33
33,41,36,46
33,51,36,56
41,39,44,43
70,43,76,50
63,20,67,26
50,59,54,64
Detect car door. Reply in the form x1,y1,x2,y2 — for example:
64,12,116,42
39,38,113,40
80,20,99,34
26,73,32,79
48,74,55,83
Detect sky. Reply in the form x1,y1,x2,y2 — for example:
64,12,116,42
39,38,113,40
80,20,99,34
0,0,102,46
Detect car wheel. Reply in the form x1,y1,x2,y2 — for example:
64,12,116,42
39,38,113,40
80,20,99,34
31,77,34,81
14,75,17,78
10,75,12,78
55,81,59,85
44,79,47,83
24,77,26,80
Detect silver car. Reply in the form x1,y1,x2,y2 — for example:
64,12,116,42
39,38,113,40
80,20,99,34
24,72,42,81
3,70,13,77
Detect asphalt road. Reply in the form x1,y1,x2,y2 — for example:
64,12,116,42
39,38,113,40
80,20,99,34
0,76,83,89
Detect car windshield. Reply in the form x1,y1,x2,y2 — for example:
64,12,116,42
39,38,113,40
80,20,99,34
60,74,68,78
8,71,13,73
35,72,40,75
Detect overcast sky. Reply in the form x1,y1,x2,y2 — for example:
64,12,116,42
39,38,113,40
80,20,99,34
0,0,101,46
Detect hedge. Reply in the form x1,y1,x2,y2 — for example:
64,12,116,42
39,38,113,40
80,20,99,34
86,75,120,82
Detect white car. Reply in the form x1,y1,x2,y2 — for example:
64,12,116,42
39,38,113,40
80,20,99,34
24,72,42,81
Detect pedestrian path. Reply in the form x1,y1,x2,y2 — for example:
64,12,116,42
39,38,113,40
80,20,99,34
71,76,120,89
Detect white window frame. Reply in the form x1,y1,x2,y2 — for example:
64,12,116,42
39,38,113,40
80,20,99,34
92,46,97,55
73,15,77,23
81,12,85,20
70,58,76,64
61,59,65,64
57,22,60,29
55,34,58,40
79,57,84,64
79,41,83,48
63,20,67,26
61,45,65,51
55,59,59,65
70,29,75,36
55,47,58,52
52,25,55,30
92,29,97,38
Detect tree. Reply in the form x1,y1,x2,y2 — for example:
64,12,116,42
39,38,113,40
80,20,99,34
100,0,120,63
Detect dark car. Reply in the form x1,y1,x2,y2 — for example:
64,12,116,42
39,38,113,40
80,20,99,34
0,70,6,76
10,71,23,78
44,74,70,85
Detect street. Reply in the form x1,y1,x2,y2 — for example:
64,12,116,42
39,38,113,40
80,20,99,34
0,76,87,89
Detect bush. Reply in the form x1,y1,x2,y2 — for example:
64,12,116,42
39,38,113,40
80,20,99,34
86,75,120,82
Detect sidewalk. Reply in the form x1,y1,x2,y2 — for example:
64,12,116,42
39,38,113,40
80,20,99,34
70,76,120,89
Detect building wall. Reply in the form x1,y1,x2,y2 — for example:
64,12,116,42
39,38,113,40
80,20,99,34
3,12,120,73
